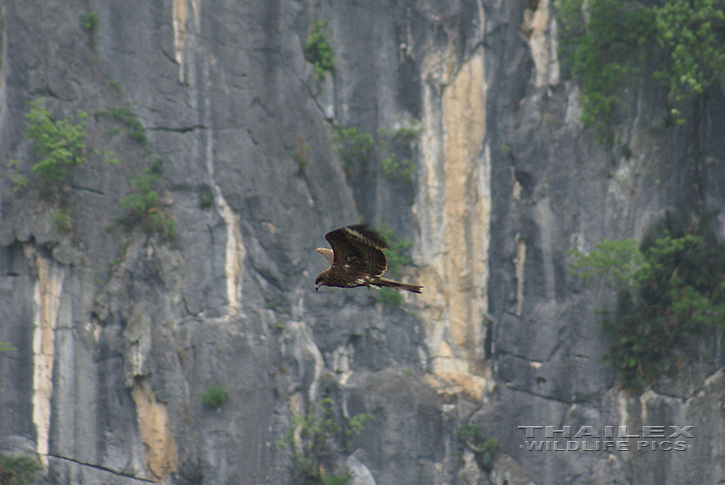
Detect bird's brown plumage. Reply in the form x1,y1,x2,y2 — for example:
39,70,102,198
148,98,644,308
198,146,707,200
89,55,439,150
315,225,423,294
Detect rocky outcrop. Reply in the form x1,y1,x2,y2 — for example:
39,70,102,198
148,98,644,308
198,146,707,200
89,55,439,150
1,0,724,484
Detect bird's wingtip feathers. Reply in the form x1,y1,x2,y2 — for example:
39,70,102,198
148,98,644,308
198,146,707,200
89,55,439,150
341,224,389,249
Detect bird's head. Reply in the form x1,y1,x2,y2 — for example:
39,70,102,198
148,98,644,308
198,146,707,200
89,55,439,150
316,248,334,267
314,276,323,291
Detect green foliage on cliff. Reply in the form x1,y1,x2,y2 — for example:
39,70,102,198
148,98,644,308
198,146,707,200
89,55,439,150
378,120,421,183
332,120,420,184
80,11,99,32
305,20,336,82
333,125,374,171
375,226,414,308
279,398,371,485
81,11,99,48
22,100,88,233
655,0,725,102
376,287,403,307
379,155,415,183
51,209,73,235
119,159,176,240
377,226,413,273
321,473,354,485
570,239,644,288
292,135,311,170
0,342,17,353
556,0,725,142
196,385,230,409
6,160,28,192
26,99,88,184
16,98,128,235
0,455,44,485
555,0,654,144
570,220,725,391
456,425,501,471
95,106,147,144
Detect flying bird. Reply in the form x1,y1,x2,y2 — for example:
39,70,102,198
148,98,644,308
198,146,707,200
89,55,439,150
315,225,423,294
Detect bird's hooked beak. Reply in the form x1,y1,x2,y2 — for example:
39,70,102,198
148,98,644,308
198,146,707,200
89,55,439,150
316,248,334,267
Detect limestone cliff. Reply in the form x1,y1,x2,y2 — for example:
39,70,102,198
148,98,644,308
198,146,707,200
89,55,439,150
0,1,724,484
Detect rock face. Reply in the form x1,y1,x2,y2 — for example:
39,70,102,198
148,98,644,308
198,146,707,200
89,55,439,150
0,1,724,484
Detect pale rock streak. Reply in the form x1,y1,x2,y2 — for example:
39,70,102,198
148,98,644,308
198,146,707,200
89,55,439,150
28,247,65,465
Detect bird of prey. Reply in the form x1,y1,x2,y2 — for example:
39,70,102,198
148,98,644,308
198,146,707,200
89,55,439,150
314,225,423,294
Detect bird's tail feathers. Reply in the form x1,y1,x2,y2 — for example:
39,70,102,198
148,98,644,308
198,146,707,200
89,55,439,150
376,277,423,294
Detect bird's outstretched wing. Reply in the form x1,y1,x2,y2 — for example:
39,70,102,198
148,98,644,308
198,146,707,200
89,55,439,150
325,225,388,279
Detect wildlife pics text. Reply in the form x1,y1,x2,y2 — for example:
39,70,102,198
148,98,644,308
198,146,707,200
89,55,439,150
518,425,695,452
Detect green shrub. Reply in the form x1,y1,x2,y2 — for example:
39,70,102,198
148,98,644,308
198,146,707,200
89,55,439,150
380,155,415,183
119,160,176,240
81,10,99,49
21,99,119,203
80,11,99,32
197,184,214,209
196,385,230,409
555,0,725,141
93,149,121,165
376,225,413,273
386,120,423,143
570,221,725,390
304,21,336,82
95,106,147,144
292,135,311,169
279,398,371,485
0,455,44,485
0,342,17,353
51,209,73,234
323,473,354,485
477,438,501,471
26,99,88,184
333,125,374,172
555,0,654,144
654,0,725,103
333,120,420,183
570,238,643,288
376,287,403,308
373,226,414,308
6,160,28,192
346,412,372,437
109,78,125,95
455,425,501,471
377,119,420,183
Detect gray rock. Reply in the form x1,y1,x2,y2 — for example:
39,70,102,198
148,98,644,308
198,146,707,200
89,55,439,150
491,454,536,485
0,435,37,458
346,453,377,485
456,448,484,485
51,243,79,266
